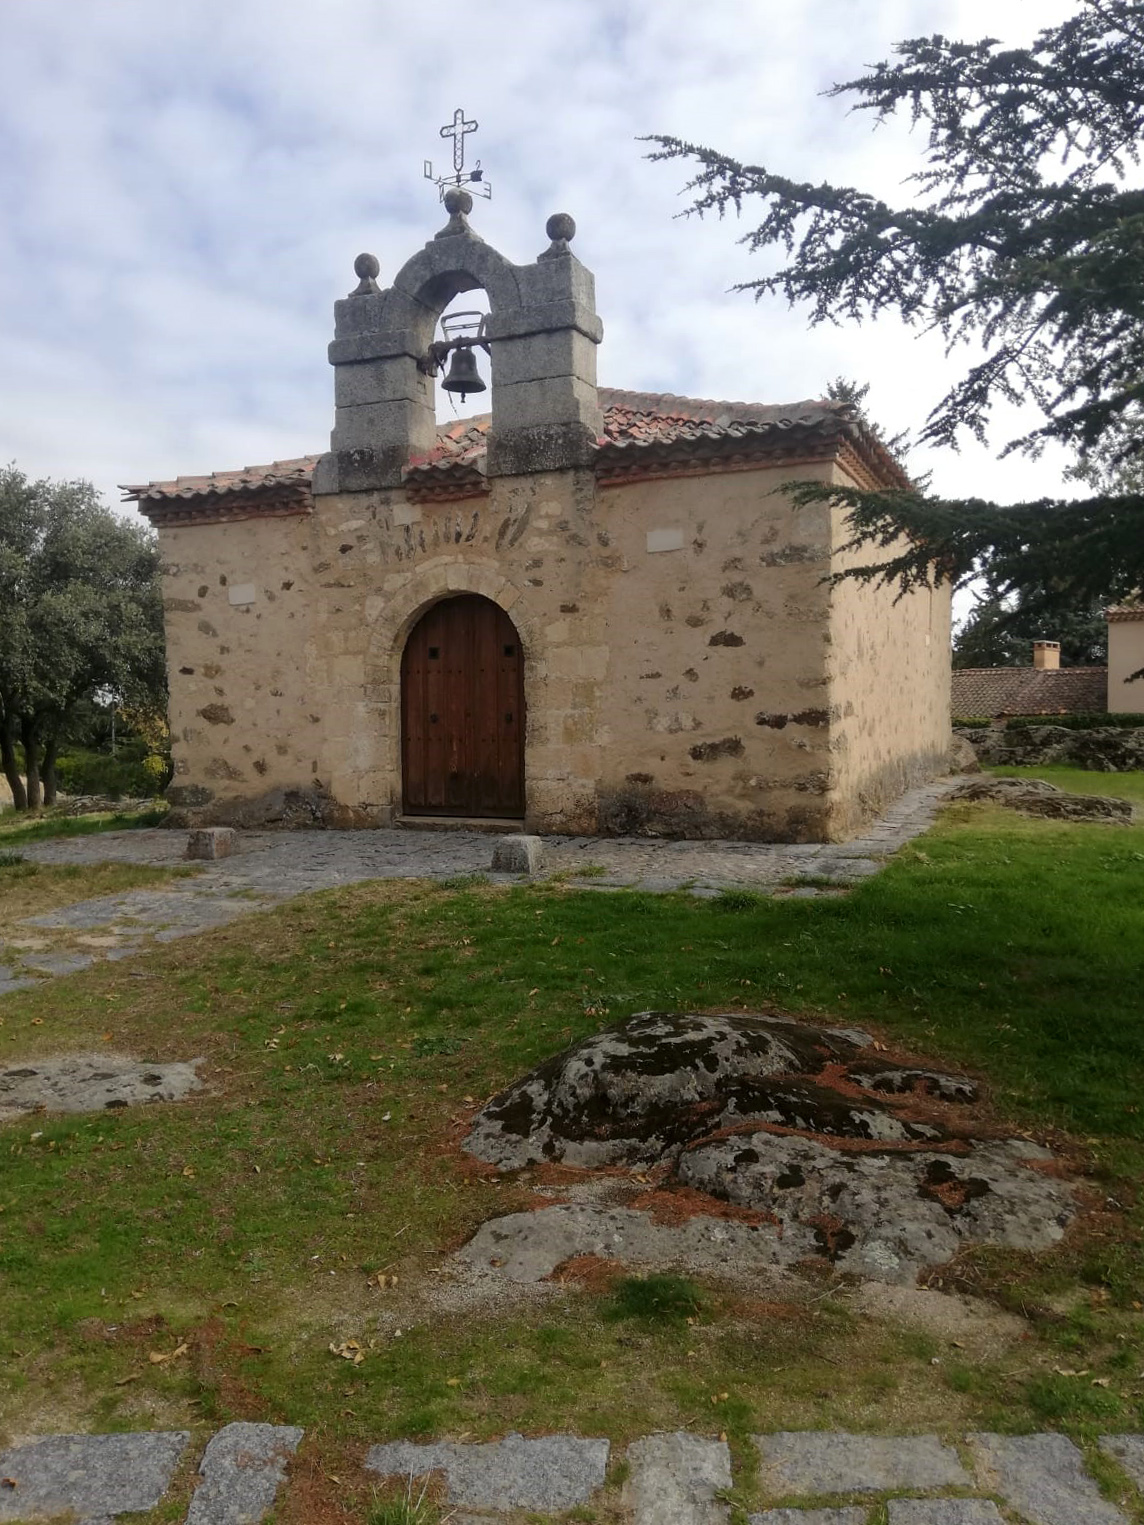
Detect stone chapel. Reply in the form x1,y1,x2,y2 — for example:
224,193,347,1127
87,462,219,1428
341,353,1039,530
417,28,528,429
125,192,951,841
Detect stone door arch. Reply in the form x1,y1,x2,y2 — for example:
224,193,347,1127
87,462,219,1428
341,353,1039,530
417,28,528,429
400,595,525,818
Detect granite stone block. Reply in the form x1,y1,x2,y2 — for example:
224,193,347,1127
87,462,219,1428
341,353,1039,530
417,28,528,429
887,1501,1003,1524
754,1433,970,1496
186,827,236,860
969,1432,1127,1525
491,834,546,875
626,1432,732,1524
185,1422,304,1524
365,1431,608,1510
0,1431,188,1521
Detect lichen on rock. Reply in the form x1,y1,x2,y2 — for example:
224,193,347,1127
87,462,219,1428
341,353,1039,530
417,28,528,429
463,1010,875,1170
459,1010,1078,1286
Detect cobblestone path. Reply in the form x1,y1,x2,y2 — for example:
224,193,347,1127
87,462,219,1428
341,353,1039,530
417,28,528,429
1,1423,1139,1522
0,781,956,998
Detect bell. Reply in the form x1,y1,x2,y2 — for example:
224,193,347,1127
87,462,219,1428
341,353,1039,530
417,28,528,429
441,345,486,400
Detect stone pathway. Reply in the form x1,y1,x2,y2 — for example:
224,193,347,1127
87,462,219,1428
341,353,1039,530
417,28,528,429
0,781,956,997
1,1424,1140,1522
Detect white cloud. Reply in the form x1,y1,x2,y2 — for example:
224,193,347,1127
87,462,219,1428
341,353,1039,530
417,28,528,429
0,0,1084,521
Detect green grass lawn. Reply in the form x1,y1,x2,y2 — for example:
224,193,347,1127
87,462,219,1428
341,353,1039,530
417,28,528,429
2,795,1144,1520
988,762,1144,805
0,858,194,923
0,803,167,846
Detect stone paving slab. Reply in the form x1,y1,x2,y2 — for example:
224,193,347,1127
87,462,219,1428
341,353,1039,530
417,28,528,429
0,1426,1137,1520
0,968,36,997
0,781,958,995
18,950,94,976
754,1434,970,1496
1100,1433,1144,1489
185,1421,304,1524
0,1431,189,1521
749,1509,868,1524
365,1431,609,1510
0,1054,204,1121
968,1432,1128,1525
886,1501,1003,1524
626,1433,732,1524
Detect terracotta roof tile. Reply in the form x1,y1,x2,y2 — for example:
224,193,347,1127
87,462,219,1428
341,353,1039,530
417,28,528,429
951,667,1108,717
123,387,904,505
122,456,319,503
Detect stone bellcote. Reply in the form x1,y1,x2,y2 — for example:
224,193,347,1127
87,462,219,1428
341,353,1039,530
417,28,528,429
312,192,604,495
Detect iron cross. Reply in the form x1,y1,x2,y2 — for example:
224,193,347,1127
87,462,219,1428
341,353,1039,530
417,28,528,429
440,108,478,174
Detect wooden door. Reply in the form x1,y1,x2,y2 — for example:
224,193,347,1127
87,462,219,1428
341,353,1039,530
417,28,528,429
401,595,525,818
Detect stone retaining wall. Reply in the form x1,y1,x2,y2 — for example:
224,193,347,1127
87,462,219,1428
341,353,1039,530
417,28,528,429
957,724,1144,772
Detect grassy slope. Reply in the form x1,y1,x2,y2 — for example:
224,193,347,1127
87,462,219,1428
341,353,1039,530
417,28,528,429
987,764,1144,805
1,801,1143,1515
0,861,191,923
0,805,167,847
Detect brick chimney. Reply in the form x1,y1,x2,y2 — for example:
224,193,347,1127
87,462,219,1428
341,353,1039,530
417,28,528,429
1032,640,1061,670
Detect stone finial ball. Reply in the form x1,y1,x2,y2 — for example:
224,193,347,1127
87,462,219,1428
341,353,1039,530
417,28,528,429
546,212,576,243
353,252,380,280
443,187,474,216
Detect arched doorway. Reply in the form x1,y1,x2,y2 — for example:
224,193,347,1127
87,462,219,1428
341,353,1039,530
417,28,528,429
401,595,525,818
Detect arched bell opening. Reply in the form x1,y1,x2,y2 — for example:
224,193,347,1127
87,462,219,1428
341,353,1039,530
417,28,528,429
400,594,525,819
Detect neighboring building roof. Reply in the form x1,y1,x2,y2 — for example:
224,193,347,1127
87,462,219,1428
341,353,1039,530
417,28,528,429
122,387,908,524
1107,604,1144,622
951,667,1108,717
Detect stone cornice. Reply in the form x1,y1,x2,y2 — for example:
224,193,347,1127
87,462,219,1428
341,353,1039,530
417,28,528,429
404,479,491,505
138,495,313,530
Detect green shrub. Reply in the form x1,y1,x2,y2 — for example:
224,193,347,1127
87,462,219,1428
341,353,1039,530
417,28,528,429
1005,712,1144,731
956,713,1144,731
55,744,169,799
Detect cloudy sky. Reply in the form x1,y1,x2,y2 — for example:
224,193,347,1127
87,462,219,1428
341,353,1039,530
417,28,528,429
0,0,1080,520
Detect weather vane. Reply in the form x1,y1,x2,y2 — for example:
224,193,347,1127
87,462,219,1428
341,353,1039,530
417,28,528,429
424,107,492,201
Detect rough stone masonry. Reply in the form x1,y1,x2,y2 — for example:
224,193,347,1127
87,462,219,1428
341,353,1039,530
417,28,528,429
124,193,950,842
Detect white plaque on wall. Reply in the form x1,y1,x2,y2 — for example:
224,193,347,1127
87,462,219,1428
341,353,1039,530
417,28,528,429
646,528,684,554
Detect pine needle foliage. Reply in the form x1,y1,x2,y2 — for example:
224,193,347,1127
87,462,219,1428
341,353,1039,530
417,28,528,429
647,1,1144,603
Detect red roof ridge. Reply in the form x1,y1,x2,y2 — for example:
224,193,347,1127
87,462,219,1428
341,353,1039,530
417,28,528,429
599,386,838,422
123,388,903,506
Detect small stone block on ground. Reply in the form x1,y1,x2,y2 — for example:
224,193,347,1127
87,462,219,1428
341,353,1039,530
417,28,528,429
0,1054,203,1120
490,833,546,875
187,827,237,860
625,1432,732,1524
748,1509,868,1524
365,1432,608,1511
0,1431,189,1521
1099,1434,1144,1489
185,1421,304,1524
754,1434,970,1496
969,1432,1128,1525
19,950,94,976
887,1501,1004,1524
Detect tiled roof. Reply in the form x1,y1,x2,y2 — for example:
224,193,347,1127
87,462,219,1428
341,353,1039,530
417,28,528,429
951,667,1108,717
1107,604,1144,622
123,456,317,504
123,387,906,510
